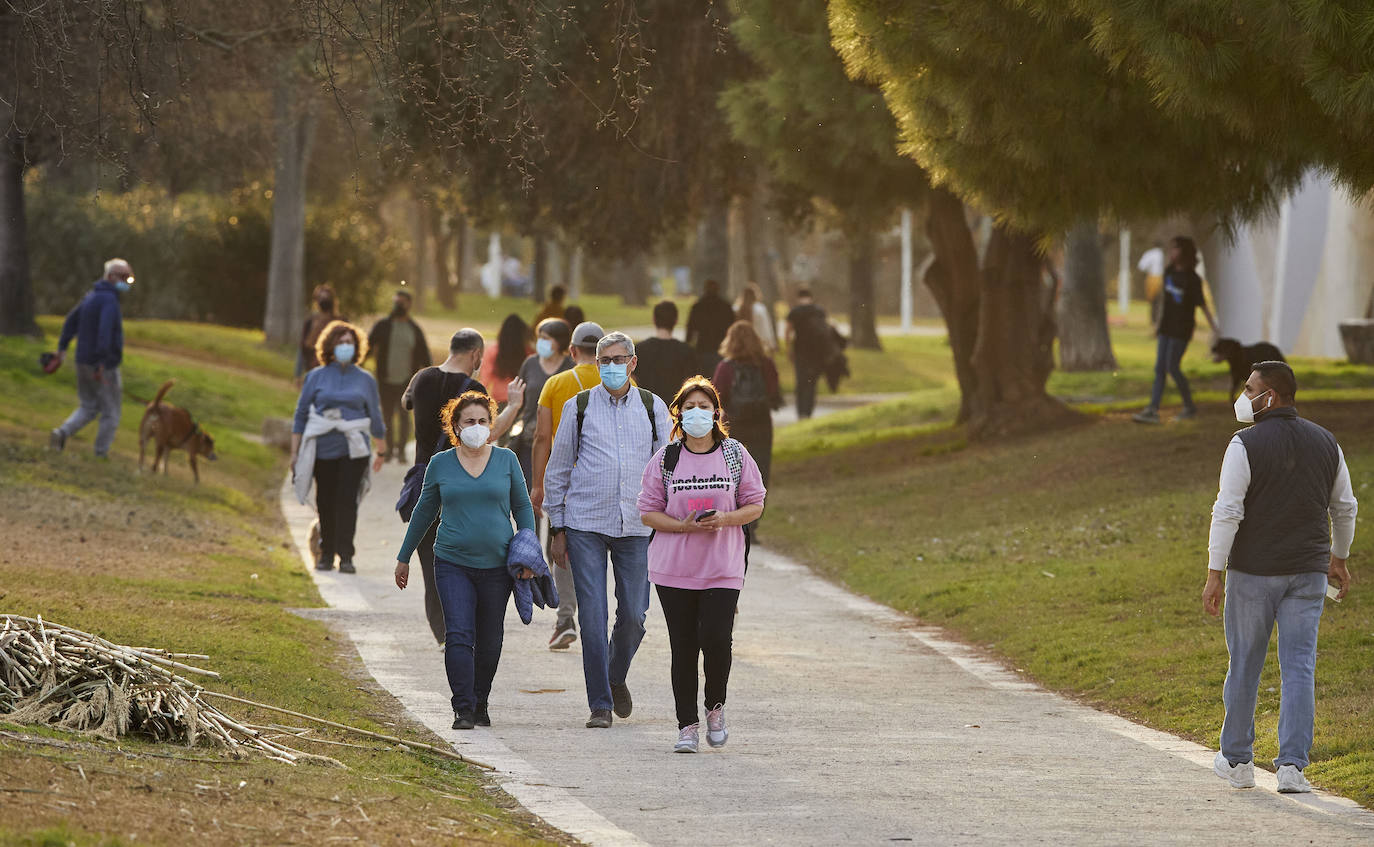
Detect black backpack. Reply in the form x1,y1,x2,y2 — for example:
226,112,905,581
726,362,771,425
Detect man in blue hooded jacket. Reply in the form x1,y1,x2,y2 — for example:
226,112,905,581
50,259,134,457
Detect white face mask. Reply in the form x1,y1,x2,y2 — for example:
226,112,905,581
681,407,716,439
459,424,490,448
1234,390,1271,423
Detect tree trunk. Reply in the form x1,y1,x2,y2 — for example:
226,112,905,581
431,208,456,310
263,75,315,347
966,226,1073,438
846,223,882,351
0,126,38,337
532,234,549,304
455,216,474,294
1057,220,1117,371
921,187,982,422
692,197,730,294
616,253,650,306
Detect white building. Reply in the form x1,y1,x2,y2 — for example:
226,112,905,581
1201,172,1374,357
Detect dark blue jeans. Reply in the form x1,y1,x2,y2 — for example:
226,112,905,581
434,558,513,714
566,529,651,712
1149,334,1194,411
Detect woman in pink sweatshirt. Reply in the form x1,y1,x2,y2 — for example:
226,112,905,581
637,375,767,753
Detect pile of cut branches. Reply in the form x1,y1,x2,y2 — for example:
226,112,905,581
0,615,339,766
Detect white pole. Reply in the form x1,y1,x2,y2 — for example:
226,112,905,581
1117,229,1131,316
900,208,913,332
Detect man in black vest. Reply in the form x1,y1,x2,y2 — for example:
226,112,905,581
1203,361,1356,794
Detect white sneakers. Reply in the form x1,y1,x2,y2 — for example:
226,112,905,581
674,724,699,753
705,704,729,748
1276,764,1313,794
1213,752,1314,793
1213,751,1256,789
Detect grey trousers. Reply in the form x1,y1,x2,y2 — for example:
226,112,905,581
59,364,122,457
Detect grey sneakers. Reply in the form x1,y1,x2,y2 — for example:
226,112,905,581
1212,751,1255,788
674,724,699,753
1131,408,1161,424
1276,765,1313,793
610,682,633,718
49,429,66,451
705,704,728,748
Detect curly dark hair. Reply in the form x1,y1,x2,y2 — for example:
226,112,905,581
315,320,367,366
669,375,731,443
440,391,498,448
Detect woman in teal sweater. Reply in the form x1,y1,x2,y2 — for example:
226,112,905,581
394,391,536,730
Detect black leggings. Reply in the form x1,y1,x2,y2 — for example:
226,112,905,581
312,456,368,563
656,585,740,729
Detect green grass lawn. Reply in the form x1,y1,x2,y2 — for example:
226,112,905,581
766,387,1374,806
0,322,560,845
419,291,690,337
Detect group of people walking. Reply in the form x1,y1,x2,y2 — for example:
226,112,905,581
289,298,771,751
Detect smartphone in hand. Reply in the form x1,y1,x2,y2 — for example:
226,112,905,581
695,509,718,522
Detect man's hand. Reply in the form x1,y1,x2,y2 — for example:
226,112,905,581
531,485,545,519
506,377,526,411
372,453,385,473
550,532,568,569
1329,555,1353,601
1203,570,1225,617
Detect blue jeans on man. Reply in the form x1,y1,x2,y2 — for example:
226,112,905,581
434,559,514,714
565,529,651,712
1220,570,1327,769
1149,335,1194,412
58,364,122,456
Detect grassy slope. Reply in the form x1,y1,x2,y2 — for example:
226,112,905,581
0,320,562,846
765,316,1374,806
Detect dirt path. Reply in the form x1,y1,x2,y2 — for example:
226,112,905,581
281,464,1373,846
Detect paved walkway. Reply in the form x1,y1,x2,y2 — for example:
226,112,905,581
281,463,1373,846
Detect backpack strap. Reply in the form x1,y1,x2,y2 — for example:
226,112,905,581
574,389,592,458
721,438,744,494
659,441,684,501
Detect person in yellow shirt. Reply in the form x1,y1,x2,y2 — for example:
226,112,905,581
532,321,604,649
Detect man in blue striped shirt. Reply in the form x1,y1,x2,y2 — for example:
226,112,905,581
545,331,671,728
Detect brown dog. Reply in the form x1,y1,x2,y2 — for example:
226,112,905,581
139,380,217,482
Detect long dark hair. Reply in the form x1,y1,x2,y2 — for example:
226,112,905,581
1170,236,1199,271
495,314,529,379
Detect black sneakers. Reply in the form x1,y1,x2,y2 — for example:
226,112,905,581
585,709,612,729
452,711,476,730
338,560,356,574
475,704,491,727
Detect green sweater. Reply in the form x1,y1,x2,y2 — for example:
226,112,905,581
397,447,535,569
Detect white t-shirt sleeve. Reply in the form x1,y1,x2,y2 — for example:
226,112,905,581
1208,436,1250,571
1330,445,1358,559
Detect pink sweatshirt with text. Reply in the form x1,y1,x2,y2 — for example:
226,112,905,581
636,440,767,590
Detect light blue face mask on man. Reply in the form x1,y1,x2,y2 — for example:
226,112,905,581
334,343,356,364
599,362,629,391
114,280,131,294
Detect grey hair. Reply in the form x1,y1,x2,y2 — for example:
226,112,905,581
596,331,635,357
104,258,130,276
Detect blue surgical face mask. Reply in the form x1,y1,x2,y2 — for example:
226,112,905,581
536,338,555,359
599,362,629,391
681,407,715,439
334,343,356,365
114,280,131,294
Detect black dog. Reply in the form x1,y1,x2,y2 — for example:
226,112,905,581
1212,338,1286,394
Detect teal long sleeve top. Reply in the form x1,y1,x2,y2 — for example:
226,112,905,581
397,447,536,568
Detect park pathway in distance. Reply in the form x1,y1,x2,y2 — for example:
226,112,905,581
281,466,1374,847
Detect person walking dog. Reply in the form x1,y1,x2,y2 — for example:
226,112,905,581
394,391,536,730
543,331,671,728
49,259,134,457
638,376,766,752
1204,361,1356,793
291,320,387,574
